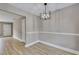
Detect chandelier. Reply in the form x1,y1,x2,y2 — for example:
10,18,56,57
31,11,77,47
40,3,51,20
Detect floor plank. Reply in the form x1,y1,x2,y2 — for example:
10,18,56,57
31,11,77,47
3,37,75,55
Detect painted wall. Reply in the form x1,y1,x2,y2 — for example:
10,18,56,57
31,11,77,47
13,17,23,41
0,4,18,36
0,10,18,22
39,4,79,51
4,4,40,44
26,15,39,44
13,15,39,44
0,3,20,22
13,14,39,44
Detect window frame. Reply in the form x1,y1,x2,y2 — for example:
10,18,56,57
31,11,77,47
0,22,13,37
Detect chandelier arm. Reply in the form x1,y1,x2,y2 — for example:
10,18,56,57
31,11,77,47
44,3,47,20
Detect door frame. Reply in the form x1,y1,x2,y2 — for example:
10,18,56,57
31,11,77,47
21,17,26,43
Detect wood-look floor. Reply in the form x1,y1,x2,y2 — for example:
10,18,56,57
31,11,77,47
3,38,75,55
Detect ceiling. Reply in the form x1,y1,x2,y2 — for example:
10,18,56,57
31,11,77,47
9,3,75,16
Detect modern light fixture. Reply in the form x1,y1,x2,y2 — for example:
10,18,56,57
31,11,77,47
40,3,51,20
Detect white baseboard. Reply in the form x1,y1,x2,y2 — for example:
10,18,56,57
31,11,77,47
25,40,40,47
39,40,79,55
13,36,25,43
24,39,79,54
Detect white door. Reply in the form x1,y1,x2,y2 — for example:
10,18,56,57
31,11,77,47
22,19,26,42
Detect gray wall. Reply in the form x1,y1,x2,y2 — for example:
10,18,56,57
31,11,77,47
13,17,23,40
39,4,79,51
0,9,19,37
26,15,39,44
0,9,19,22
9,4,40,45
3,4,40,44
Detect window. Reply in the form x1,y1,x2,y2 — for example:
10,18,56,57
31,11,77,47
0,22,13,37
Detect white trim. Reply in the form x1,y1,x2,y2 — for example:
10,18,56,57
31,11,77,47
39,40,79,55
24,40,79,54
40,32,79,36
26,32,39,34
13,36,25,42
26,32,79,36
39,32,79,36
25,40,40,47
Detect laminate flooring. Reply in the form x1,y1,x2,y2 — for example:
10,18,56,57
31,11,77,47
3,37,75,55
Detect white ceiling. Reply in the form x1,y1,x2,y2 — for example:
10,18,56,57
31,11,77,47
9,3,75,16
